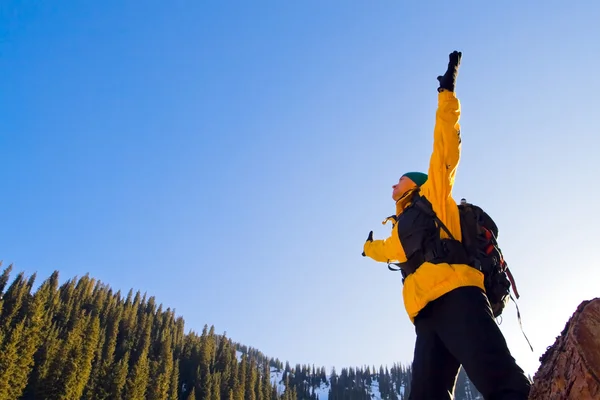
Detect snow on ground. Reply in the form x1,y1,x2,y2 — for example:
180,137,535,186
311,381,329,400
369,378,382,399
269,367,286,395
398,382,405,396
267,365,329,400
235,350,285,395
367,378,405,399
234,351,403,400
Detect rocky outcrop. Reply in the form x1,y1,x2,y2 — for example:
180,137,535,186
528,298,600,400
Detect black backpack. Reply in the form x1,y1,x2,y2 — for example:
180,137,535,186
452,202,519,318
390,198,520,319
388,198,532,350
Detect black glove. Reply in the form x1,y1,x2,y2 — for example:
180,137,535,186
437,51,462,93
361,231,374,257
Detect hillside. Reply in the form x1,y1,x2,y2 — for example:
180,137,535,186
0,263,483,400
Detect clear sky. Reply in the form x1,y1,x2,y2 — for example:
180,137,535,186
1,0,599,378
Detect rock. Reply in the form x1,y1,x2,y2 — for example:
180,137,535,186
528,298,600,400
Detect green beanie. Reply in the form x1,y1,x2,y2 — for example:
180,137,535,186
402,172,428,187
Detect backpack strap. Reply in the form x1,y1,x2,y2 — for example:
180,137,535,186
510,293,534,352
387,262,408,284
505,265,520,299
412,195,456,241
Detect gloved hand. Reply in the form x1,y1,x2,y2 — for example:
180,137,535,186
437,51,462,93
361,231,373,256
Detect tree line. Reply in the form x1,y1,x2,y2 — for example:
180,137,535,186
0,263,481,399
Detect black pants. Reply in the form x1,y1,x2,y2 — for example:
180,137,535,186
408,286,531,400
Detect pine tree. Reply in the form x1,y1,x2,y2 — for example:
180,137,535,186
245,357,257,400
58,313,100,399
21,325,61,400
254,363,262,400
198,324,217,399
168,359,180,400
124,343,151,399
0,272,28,332
147,334,174,400
108,351,130,400
77,314,101,397
6,277,54,399
82,334,104,399
186,386,197,400
235,353,247,400
215,335,234,399
211,372,222,400
94,304,123,400
262,362,272,400
0,319,26,400
0,263,12,297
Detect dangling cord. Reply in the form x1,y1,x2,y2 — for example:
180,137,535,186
510,293,534,352
505,266,521,299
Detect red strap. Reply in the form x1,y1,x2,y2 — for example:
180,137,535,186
505,266,520,299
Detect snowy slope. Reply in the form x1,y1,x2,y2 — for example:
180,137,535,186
234,347,479,400
268,367,330,399
312,381,329,400
265,366,407,400
366,377,406,399
270,367,287,396
369,379,382,399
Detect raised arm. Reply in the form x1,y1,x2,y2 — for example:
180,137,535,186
424,52,463,201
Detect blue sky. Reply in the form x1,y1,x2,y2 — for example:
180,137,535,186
1,0,599,378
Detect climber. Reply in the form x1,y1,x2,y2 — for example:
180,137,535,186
361,51,531,400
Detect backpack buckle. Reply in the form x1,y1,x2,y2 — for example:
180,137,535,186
424,248,438,261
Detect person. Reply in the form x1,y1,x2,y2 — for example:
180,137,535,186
361,51,531,400
460,198,467,205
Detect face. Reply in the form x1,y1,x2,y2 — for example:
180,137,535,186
392,176,416,201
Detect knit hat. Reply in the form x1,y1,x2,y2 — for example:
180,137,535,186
401,172,428,187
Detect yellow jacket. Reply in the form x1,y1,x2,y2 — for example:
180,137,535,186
363,90,485,323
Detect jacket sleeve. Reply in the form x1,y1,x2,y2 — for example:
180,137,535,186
425,90,462,201
363,233,407,263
